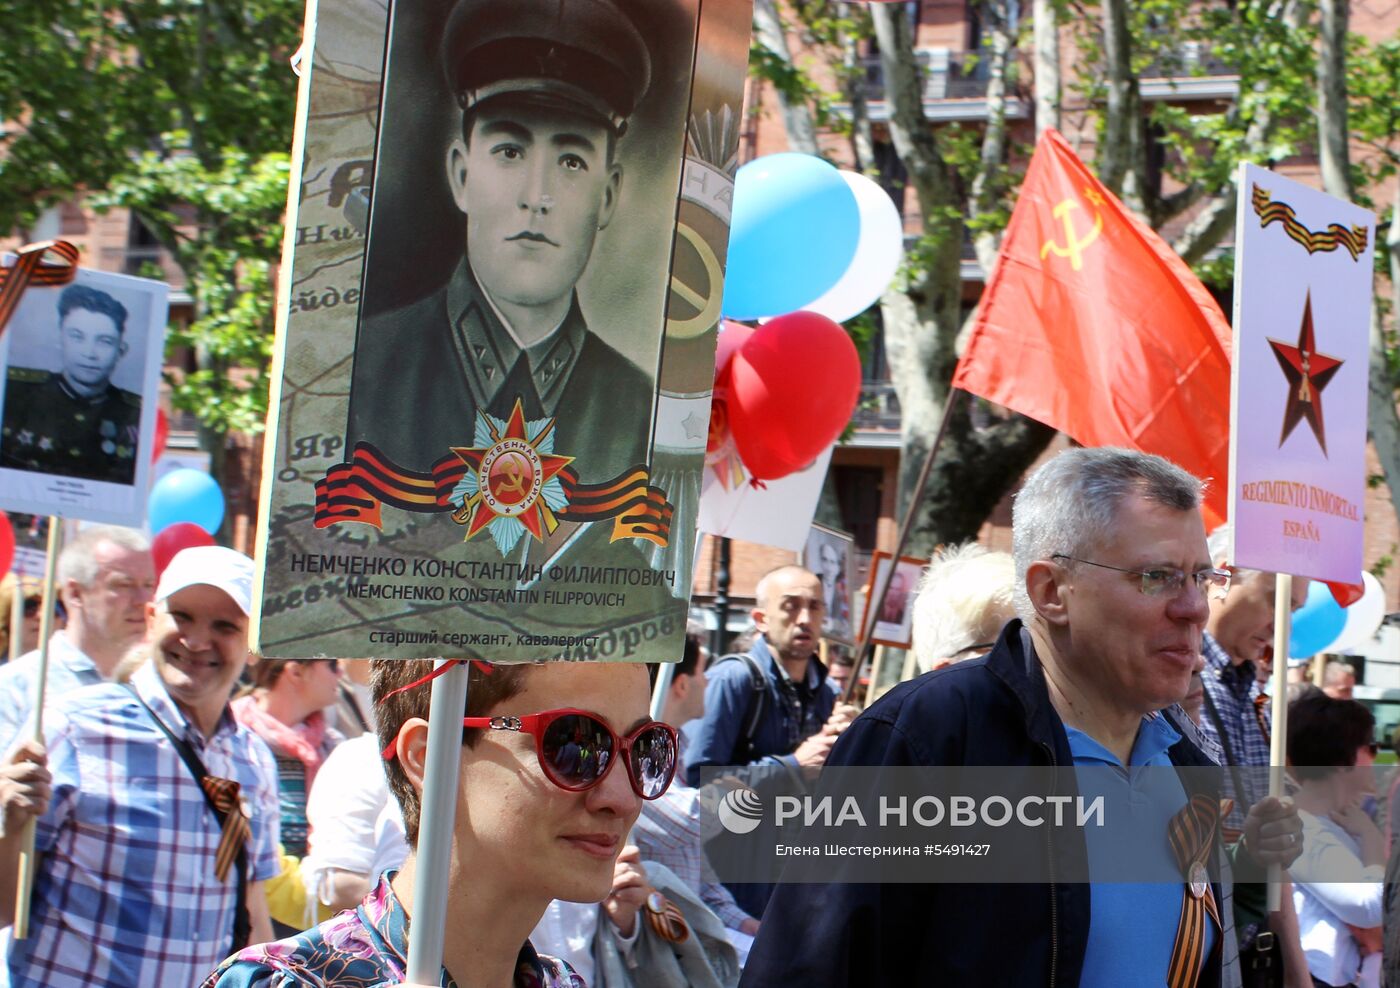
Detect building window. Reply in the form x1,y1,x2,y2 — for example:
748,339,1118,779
832,464,884,551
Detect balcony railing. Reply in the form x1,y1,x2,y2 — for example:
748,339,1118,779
98,245,187,291
856,40,1236,109
856,48,996,103
851,380,902,433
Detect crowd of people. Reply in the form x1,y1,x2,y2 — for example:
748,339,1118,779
0,445,1390,985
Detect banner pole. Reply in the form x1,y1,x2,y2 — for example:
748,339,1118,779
14,516,62,939
404,659,471,984
8,567,22,663
844,387,965,704
1265,573,1293,913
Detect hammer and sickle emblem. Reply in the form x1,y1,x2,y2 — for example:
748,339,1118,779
666,223,725,339
1039,197,1103,272
497,457,529,497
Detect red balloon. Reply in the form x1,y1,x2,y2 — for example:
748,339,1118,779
151,522,216,578
0,515,14,575
727,311,862,480
151,408,170,465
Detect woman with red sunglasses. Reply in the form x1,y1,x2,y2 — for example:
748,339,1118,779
203,659,678,988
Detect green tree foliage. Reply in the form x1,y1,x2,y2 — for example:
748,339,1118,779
0,0,303,439
751,0,1400,546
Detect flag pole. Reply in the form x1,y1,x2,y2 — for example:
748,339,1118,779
8,569,22,663
843,387,966,704
14,517,62,939
403,658,471,983
1265,573,1293,913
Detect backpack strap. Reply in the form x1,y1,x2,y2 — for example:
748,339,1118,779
715,652,767,765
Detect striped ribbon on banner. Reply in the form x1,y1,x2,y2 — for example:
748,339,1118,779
315,442,674,545
0,241,81,335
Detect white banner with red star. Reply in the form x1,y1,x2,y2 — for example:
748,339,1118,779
1228,164,1374,582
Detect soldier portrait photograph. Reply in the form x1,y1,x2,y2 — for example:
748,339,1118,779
803,524,855,644
0,280,154,486
347,0,697,490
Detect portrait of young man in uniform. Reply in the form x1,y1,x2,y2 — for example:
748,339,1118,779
0,283,141,485
347,0,658,489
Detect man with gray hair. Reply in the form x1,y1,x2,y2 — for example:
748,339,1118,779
743,447,1304,987
1322,659,1356,700
0,525,154,752
908,542,1016,675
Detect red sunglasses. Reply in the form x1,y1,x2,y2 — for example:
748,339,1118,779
384,708,679,800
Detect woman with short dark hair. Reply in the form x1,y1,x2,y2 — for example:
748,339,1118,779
1286,692,1384,988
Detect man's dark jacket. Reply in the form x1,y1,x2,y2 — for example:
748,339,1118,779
739,620,1231,987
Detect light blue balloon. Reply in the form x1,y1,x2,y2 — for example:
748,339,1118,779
148,469,225,536
721,153,861,320
1289,580,1347,658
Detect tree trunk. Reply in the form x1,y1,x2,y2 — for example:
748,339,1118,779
1097,0,1144,210
1317,0,1353,200
838,5,876,172
751,0,820,156
1170,0,1307,260
1032,0,1060,136
871,2,1053,552
1369,188,1400,534
968,0,1015,272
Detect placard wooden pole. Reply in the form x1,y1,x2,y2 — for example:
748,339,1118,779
14,517,62,939
651,661,676,721
8,569,22,663
1265,573,1293,913
844,388,965,704
404,659,471,983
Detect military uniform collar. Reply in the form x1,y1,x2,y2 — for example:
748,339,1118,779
447,260,589,414
54,374,113,406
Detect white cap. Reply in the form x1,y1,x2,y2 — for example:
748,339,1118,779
156,546,255,616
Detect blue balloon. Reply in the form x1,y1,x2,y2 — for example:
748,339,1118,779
148,469,225,536
1289,580,1347,658
721,153,861,320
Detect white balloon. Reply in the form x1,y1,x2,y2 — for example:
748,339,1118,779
801,171,905,324
1328,571,1387,653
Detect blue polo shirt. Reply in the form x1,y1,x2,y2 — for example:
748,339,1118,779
1067,715,1218,987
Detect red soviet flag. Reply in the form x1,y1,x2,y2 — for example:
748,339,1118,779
952,129,1232,526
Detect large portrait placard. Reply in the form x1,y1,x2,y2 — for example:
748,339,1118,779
1228,164,1373,582
0,264,167,526
254,0,753,660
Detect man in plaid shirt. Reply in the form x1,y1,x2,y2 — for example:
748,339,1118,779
1196,526,1308,839
0,546,280,988
636,635,760,938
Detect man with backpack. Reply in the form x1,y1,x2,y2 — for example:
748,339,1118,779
682,565,858,917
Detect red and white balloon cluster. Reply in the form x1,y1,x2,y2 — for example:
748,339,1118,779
708,152,903,487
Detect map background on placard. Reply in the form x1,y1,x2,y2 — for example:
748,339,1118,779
252,0,754,660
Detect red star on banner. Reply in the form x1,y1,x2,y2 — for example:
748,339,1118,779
451,399,574,543
1266,292,1343,456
